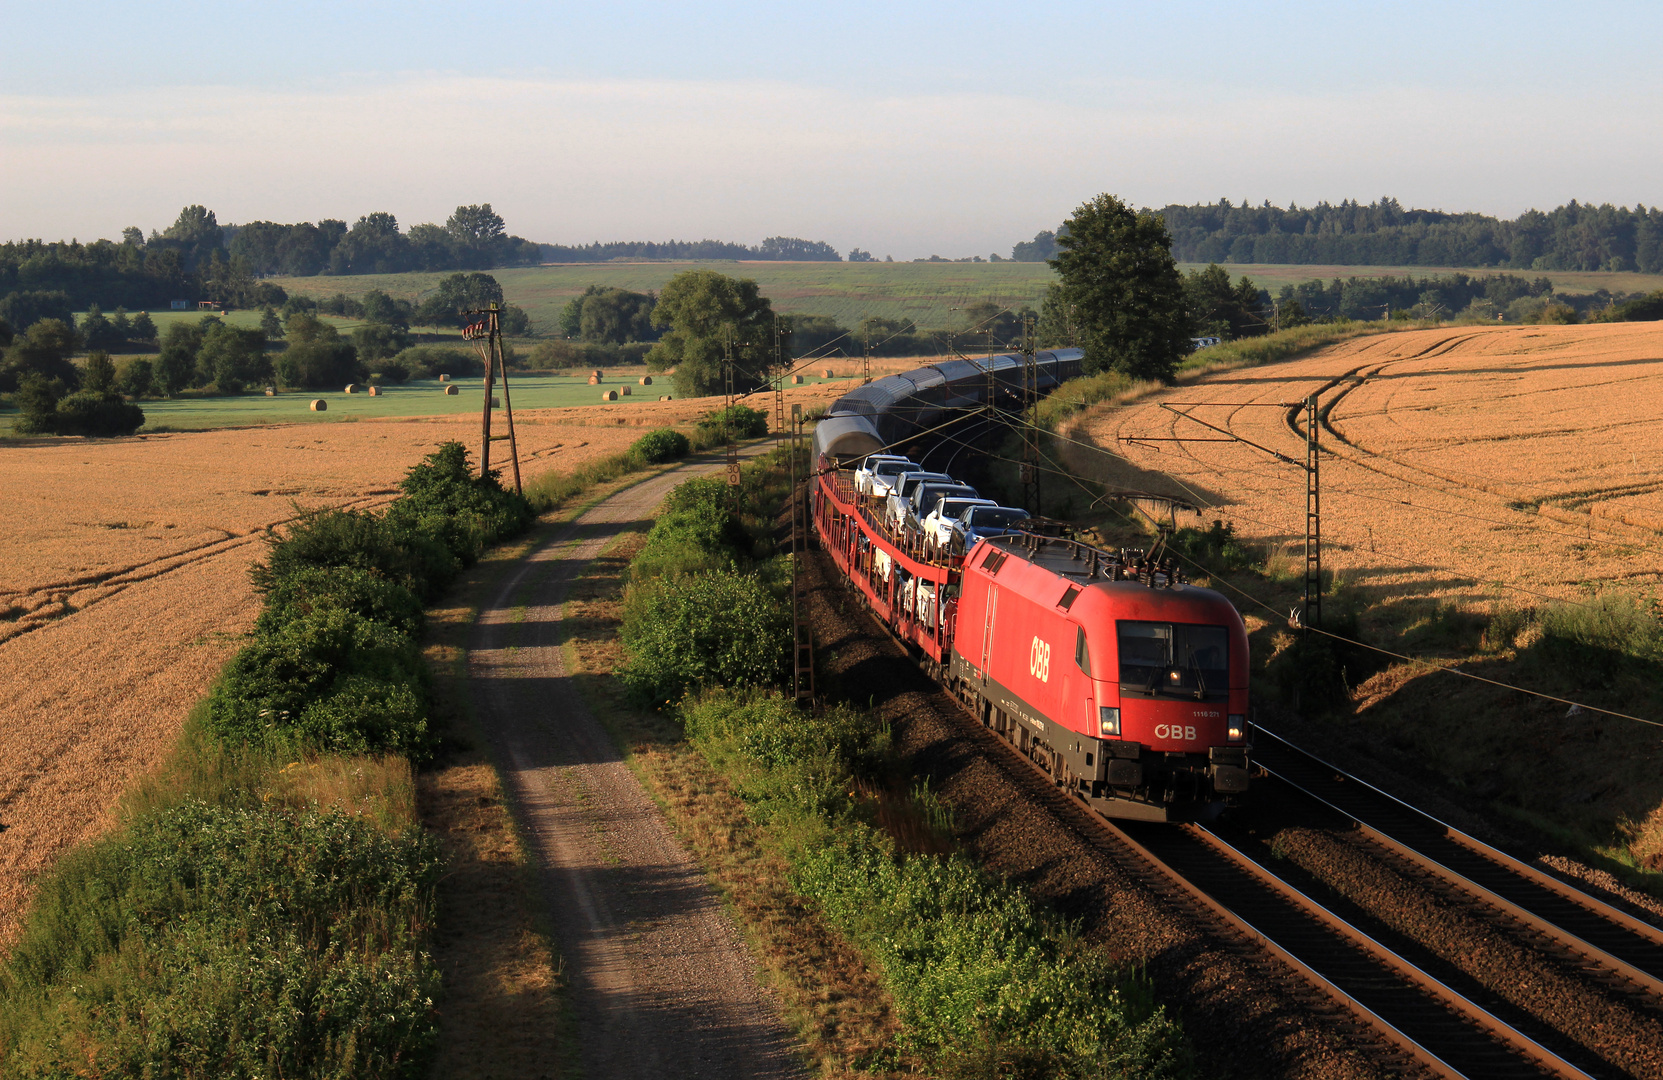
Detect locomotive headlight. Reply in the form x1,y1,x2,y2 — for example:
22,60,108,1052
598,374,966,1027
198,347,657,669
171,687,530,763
1098,707,1120,737
1227,715,1246,741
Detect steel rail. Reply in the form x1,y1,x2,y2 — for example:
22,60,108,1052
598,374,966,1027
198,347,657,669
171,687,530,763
1253,724,1663,1001
807,477,1610,1079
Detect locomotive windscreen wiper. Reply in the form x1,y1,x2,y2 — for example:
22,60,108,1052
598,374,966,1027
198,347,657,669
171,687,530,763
1186,649,1207,700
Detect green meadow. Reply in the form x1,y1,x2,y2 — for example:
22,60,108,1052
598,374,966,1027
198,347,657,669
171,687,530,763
109,372,844,432
268,260,1663,336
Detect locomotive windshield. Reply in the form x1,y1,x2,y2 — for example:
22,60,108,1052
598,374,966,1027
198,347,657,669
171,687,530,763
1116,621,1230,699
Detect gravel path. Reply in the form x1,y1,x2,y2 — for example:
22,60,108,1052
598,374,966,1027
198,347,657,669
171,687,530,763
468,451,802,1080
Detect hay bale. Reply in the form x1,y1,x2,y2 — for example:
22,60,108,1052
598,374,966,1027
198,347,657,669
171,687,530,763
588,375,600,385
821,369,833,378
367,386,382,396
791,374,804,385
621,385,632,395
443,385,459,396
439,374,450,382
264,386,276,397
490,397,501,408
602,390,618,401
309,399,327,412
344,383,364,394
639,375,653,385
659,394,673,401
590,369,603,380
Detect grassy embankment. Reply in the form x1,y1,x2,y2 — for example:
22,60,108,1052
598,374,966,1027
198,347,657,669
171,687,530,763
561,451,1189,1078
0,418,743,1077
1017,324,1663,896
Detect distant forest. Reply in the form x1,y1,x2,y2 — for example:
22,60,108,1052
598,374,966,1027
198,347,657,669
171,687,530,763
540,237,842,262
0,203,543,319
1011,198,1663,273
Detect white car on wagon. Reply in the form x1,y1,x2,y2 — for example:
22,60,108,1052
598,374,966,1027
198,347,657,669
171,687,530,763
854,455,918,498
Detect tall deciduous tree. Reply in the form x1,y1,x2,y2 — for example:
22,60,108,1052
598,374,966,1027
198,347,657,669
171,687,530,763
1049,194,1190,381
646,270,779,397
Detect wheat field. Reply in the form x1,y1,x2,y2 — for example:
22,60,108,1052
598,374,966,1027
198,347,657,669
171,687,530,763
1068,323,1663,612
0,383,860,947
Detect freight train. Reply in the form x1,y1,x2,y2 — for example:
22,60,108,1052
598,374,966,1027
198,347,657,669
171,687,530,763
810,351,1252,821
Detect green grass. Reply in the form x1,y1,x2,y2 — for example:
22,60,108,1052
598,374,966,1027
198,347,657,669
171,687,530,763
265,261,1663,343
107,373,831,433
271,262,1060,335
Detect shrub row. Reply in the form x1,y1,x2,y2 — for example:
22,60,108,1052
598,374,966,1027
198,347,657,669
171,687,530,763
682,691,1187,1076
1,440,536,1079
619,469,791,705
209,442,530,757
1,801,440,1078
623,455,1187,1075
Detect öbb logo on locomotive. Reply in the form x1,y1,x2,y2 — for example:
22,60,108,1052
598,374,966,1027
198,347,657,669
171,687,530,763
1029,636,1051,682
809,346,1253,821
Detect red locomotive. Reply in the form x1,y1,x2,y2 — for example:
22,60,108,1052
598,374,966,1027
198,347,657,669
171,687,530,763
813,462,1252,821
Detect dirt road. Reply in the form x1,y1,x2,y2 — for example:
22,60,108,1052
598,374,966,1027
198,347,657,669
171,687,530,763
466,450,802,1079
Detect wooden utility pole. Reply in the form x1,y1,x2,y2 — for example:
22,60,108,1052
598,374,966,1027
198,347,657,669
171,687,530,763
463,303,521,495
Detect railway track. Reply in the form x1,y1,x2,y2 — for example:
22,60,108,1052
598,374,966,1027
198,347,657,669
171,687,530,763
976,719,1607,1078
1253,725,1663,1005
826,541,1643,1078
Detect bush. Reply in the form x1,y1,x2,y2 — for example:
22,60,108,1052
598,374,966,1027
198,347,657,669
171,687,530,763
619,570,790,705
697,403,769,441
205,607,430,756
389,344,479,379
48,389,146,436
253,507,457,602
793,829,1185,1075
683,690,886,821
0,801,440,1079
382,442,532,566
255,565,426,638
631,427,690,464
115,356,156,397
277,339,361,388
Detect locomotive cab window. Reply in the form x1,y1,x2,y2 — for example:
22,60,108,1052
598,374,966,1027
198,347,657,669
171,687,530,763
1117,621,1229,700
1075,626,1091,675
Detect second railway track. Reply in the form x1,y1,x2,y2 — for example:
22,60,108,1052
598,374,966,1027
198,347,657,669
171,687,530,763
814,538,1663,1079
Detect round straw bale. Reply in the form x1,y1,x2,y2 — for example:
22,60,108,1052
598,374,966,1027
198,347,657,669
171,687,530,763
591,369,603,380
791,374,804,384
443,384,459,396
639,375,652,385
264,386,277,396
602,389,618,401
621,385,632,395
490,397,501,408
821,369,833,378
588,375,600,384
367,386,381,396
659,394,673,401
309,399,327,411
439,373,450,382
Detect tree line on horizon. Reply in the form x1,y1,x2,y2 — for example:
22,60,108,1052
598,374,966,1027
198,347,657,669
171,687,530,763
1009,197,1663,273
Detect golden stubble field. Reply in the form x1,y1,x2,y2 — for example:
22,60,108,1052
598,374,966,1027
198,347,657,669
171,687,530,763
0,380,856,947
1069,323,1663,616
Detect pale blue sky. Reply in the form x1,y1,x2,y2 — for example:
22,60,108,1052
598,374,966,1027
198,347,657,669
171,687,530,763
4,1,1661,256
